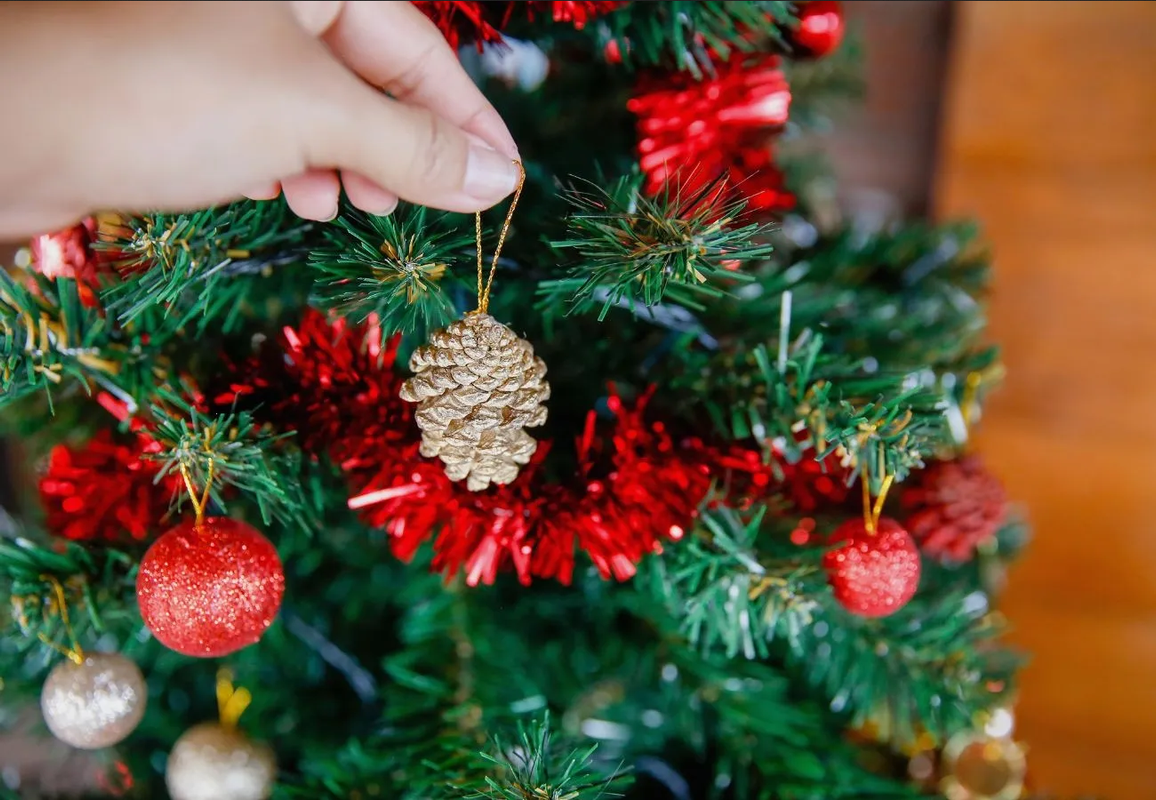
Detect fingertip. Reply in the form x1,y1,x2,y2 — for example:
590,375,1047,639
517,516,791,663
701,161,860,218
473,117,521,162
243,181,283,202
289,0,346,36
341,171,399,216
282,169,341,222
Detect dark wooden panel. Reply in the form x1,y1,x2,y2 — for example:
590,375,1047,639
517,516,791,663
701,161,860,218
935,3,1156,798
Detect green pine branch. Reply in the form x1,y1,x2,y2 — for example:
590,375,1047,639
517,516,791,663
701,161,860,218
276,713,627,800
646,506,828,661
308,203,474,345
673,220,1006,467
0,269,167,416
650,507,1022,751
0,535,138,666
468,714,629,800
145,388,313,533
97,198,313,336
603,1,796,76
539,175,772,322
687,331,946,486
712,220,999,375
0,271,108,411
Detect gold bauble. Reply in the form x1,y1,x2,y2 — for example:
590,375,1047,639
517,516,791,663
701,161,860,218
941,731,1027,800
400,312,549,491
40,652,148,750
166,722,277,800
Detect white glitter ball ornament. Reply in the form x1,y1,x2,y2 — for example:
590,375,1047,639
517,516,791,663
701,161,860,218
166,722,277,800
40,652,148,750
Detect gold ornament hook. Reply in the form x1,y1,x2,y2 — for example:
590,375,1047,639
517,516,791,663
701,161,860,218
180,458,215,526
36,573,85,665
216,668,253,732
861,473,895,534
475,160,527,315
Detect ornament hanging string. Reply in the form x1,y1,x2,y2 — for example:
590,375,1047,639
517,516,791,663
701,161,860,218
958,362,1005,446
36,573,85,665
474,160,527,314
861,473,895,534
216,668,253,732
179,459,215,526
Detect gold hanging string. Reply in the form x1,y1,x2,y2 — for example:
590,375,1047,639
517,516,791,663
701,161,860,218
957,363,1005,441
474,161,527,315
216,668,253,732
959,370,983,436
179,459,216,526
861,473,896,534
36,574,85,665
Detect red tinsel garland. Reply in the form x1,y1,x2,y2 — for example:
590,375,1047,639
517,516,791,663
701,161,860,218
37,305,855,583
216,310,781,587
39,428,180,543
628,51,795,215
350,385,731,586
413,0,626,51
526,1,627,29
412,0,506,51
27,218,105,308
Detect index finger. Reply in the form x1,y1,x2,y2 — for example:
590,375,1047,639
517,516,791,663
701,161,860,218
310,1,519,159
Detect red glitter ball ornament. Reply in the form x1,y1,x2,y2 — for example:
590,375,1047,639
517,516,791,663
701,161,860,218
628,51,794,214
790,1,845,59
39,429,180,543
901,455,1008,562
823,517,921,618
136,518,285,658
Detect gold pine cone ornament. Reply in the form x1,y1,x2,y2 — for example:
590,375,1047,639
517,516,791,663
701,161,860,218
400,312,549,491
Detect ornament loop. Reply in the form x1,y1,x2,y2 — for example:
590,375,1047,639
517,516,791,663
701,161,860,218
216,668,253,732
36,573,85,665
180,458,215,526
861,473,895,534
475,160,527,314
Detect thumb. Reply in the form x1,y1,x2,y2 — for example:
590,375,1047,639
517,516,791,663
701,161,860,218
287,0,520,214
305,78,522,214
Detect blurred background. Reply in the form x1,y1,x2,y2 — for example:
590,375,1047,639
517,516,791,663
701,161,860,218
2,1,1154,798
824,2,1156,798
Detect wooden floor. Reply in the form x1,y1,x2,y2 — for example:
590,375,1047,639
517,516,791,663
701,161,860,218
935,3,1156,798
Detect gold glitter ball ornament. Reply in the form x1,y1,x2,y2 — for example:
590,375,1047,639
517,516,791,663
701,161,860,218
941,731,1027,800
166,722,277,800
400,312,549,491
40,652,148,750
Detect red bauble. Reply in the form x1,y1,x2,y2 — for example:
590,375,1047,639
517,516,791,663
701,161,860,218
39,429,179,543
628,51,794,214
136,517,285,657
790,1,845,59
901,456,1008,562
823,517,920,618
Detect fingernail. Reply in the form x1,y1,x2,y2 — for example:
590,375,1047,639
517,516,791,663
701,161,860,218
369,197,399,217
320,205,339,222
464,144,519,203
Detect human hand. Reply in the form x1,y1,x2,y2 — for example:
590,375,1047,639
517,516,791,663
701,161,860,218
0,1,521,241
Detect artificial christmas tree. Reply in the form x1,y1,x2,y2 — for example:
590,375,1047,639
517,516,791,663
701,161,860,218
0,2,1037,798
